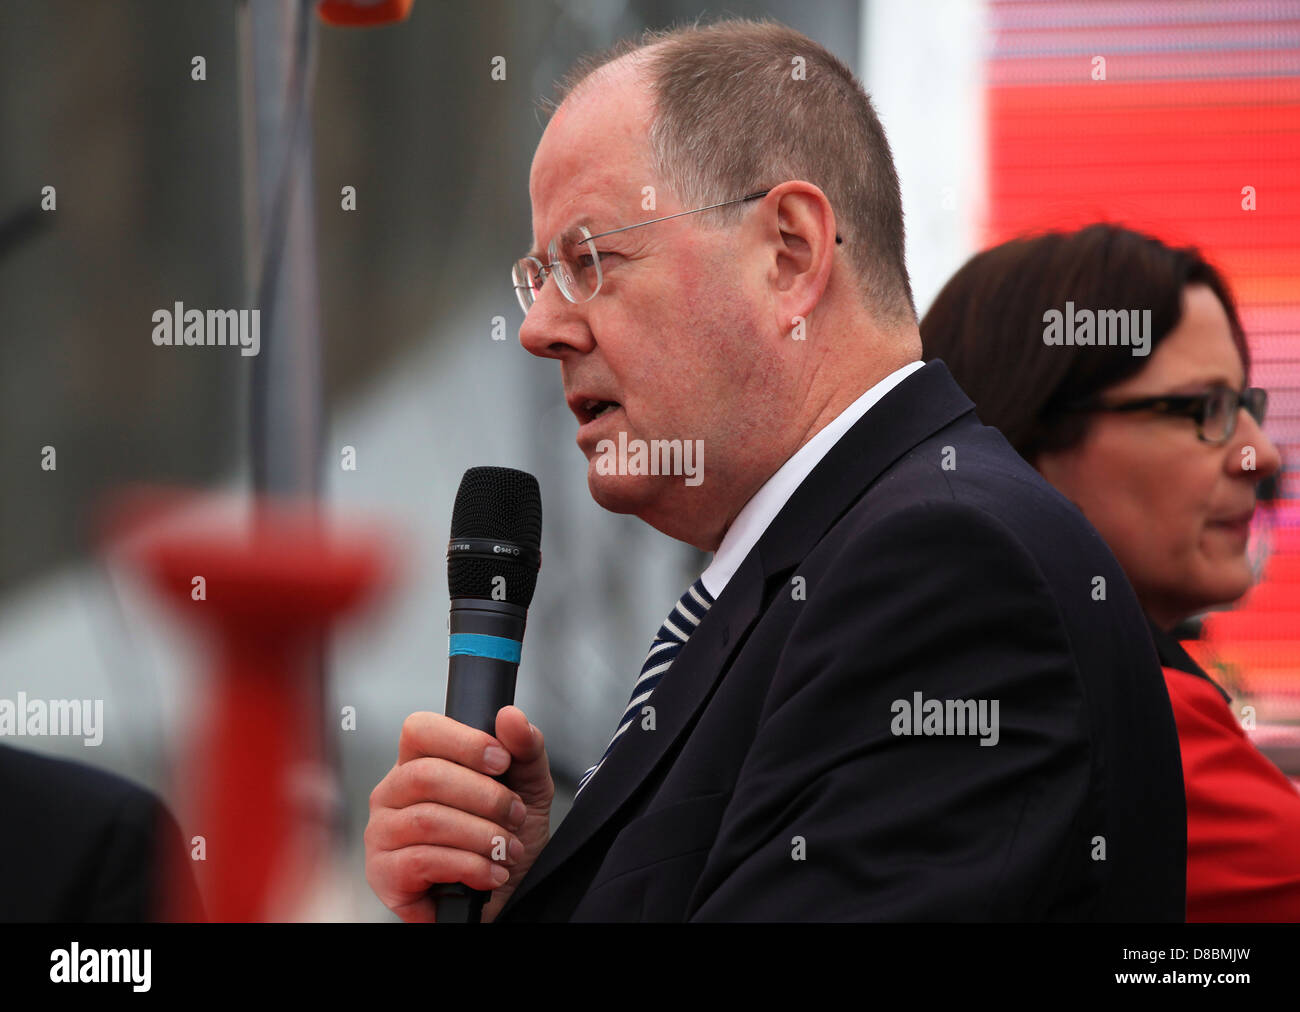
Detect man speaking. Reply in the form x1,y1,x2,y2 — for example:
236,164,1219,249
364,18,1186,921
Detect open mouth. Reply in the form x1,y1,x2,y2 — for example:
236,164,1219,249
579,399,621,424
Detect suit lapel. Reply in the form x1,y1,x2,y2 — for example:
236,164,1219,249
498,550,767,917
497,360,975,918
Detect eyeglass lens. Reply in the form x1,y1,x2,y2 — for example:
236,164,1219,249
1202,387,1268,442
513,228,602,314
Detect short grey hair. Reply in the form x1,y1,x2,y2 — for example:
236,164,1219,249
550,18,917,327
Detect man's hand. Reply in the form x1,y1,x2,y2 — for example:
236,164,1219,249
364,704,554,922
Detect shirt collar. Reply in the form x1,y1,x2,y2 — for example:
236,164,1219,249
700,360,925,599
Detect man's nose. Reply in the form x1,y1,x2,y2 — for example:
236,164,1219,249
518,283,595,360
1228,408,1282,480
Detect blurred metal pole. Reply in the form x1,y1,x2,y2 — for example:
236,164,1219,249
237,0,323,498
233,1,341,908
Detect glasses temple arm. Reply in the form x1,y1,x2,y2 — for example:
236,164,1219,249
583,190,772,243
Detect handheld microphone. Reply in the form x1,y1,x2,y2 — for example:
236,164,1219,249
431,466,542,923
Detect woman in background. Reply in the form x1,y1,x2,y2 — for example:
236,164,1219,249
920,223,1300,921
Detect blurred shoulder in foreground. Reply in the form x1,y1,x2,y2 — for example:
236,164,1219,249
0,743,204,922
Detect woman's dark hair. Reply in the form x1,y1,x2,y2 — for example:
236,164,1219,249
919,223,1250,462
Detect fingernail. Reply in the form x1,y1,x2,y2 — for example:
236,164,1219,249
509,837,525,863
483,746,510,772
491,864,510,885
509,800,527,828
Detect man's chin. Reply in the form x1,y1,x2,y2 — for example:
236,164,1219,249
585,466,716,549
586,468,655,516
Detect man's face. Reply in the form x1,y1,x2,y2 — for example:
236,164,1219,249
518,63,792,550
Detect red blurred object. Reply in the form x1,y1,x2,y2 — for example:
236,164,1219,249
317,0,412,26
102,489,392,921
986,78,1300,308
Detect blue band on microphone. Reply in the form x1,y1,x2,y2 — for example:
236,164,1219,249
449,633,522,664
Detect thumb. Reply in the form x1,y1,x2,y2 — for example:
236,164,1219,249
494,705,553,805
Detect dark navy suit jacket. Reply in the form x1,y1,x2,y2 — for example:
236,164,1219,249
496,360,1187,921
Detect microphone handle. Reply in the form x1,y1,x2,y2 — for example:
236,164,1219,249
431,598,527,923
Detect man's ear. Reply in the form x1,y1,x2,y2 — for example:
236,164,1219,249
758,181,838,333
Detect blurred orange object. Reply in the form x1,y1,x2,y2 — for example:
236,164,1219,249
317,0,412,26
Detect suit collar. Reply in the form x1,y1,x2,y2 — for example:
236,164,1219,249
756,359,974,576
701,360,925,597
497,359,974,919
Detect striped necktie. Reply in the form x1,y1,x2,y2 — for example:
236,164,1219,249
575,577,716,797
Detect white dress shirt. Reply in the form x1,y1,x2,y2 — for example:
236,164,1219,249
699,359,925,599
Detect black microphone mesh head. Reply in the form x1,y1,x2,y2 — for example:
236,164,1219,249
448,467,542,606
